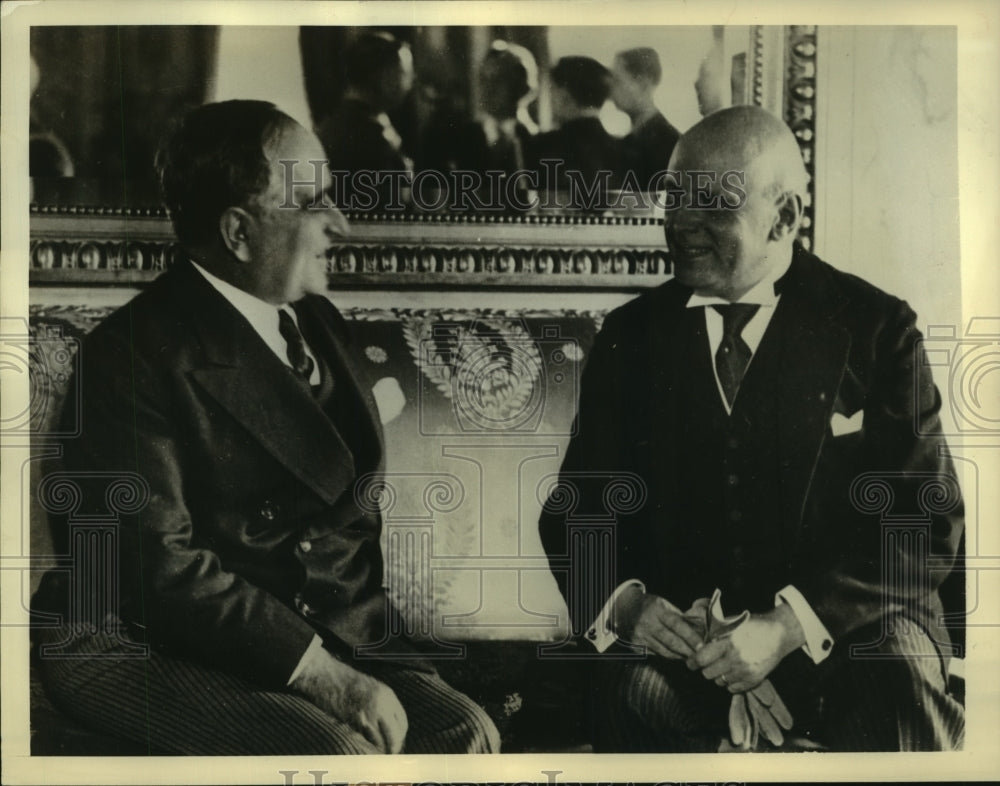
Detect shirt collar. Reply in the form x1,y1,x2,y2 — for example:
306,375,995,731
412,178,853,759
190,258,291,326
685,252,793,309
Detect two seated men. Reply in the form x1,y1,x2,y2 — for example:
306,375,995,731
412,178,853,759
33,100,963,753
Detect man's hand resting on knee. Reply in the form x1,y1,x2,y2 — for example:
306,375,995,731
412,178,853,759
611,586,705,659
289,646,408,753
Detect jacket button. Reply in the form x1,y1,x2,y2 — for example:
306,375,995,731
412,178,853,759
727,437,740,450
727,473,739,487
729,509,742,522
299,540,312,553
259,502,276,521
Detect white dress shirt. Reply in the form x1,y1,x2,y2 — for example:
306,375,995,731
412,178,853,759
190,260,320,386
588,254,833,664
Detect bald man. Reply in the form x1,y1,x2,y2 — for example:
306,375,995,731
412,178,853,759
540,106,964,751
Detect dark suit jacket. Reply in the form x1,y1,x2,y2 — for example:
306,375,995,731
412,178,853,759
34,260,396,688
529,117,625,209
316,98,410,211
540,245,964,657
622,111,680,188
420,117,534,176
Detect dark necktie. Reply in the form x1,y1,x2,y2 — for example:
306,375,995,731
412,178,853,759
712,304,760,408
277,308,315,382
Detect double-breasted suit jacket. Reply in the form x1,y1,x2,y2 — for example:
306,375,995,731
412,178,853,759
35,259,399,687
540,245,964,660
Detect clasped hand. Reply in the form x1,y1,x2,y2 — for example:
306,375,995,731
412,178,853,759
685,611,790,693
615,588,798,748
615,588,793,690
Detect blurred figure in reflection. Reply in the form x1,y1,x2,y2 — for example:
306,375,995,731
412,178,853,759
531,56,624,211
419,41,538,212
694,42,727,117
316,32,414,211
610,47,680,189
29,54,74,179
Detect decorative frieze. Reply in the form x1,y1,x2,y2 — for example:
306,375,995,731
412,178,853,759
786,25,818,250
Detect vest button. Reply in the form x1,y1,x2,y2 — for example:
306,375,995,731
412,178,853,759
727,437,740,450
727,473,739,487
729,509,742,522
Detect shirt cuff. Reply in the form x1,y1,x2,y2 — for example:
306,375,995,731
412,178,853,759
585,579,646,652
286,634,325,686
775,584,833,664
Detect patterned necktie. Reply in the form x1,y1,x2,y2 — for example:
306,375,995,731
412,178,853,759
277,308,315,382
712,304,760,408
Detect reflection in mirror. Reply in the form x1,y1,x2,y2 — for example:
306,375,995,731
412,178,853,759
30,25,768,218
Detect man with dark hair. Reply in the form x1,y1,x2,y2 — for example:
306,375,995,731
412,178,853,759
316,31,414,210
419,40,539,211
610,47,681,188
540,105,964,752
530,55,624,210
32,99,499,756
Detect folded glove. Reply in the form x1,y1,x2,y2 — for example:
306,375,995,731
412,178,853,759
683,589,794,750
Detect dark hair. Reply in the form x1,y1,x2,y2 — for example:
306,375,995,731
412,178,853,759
549,56,611,109
616,47,662,85
343,31,407,90
480,41,537,101
155,100,296,247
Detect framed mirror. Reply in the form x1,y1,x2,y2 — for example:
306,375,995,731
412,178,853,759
28,25,817,290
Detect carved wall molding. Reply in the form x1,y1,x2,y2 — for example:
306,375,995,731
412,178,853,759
29,210,671,289
29,303,611,329
29,202,664,227
785,24,818,250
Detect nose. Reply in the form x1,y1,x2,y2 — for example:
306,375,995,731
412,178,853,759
324,206,350,239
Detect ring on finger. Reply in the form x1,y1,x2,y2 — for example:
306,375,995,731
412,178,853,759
719,674,729,686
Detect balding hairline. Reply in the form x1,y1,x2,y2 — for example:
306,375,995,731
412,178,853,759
676,106,807,201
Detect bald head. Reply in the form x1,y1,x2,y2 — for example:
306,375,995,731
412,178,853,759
664,106,807,301
672,105,808,203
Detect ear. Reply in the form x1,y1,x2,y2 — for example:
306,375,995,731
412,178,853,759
218,207,254,263
769,191,803,242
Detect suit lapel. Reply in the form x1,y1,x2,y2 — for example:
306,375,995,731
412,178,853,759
294,297,384,474
768,248,852,540
645,282,695,509
174,264,359,506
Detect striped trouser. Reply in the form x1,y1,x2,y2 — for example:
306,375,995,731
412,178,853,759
592,616,965,752
33,625,500,755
